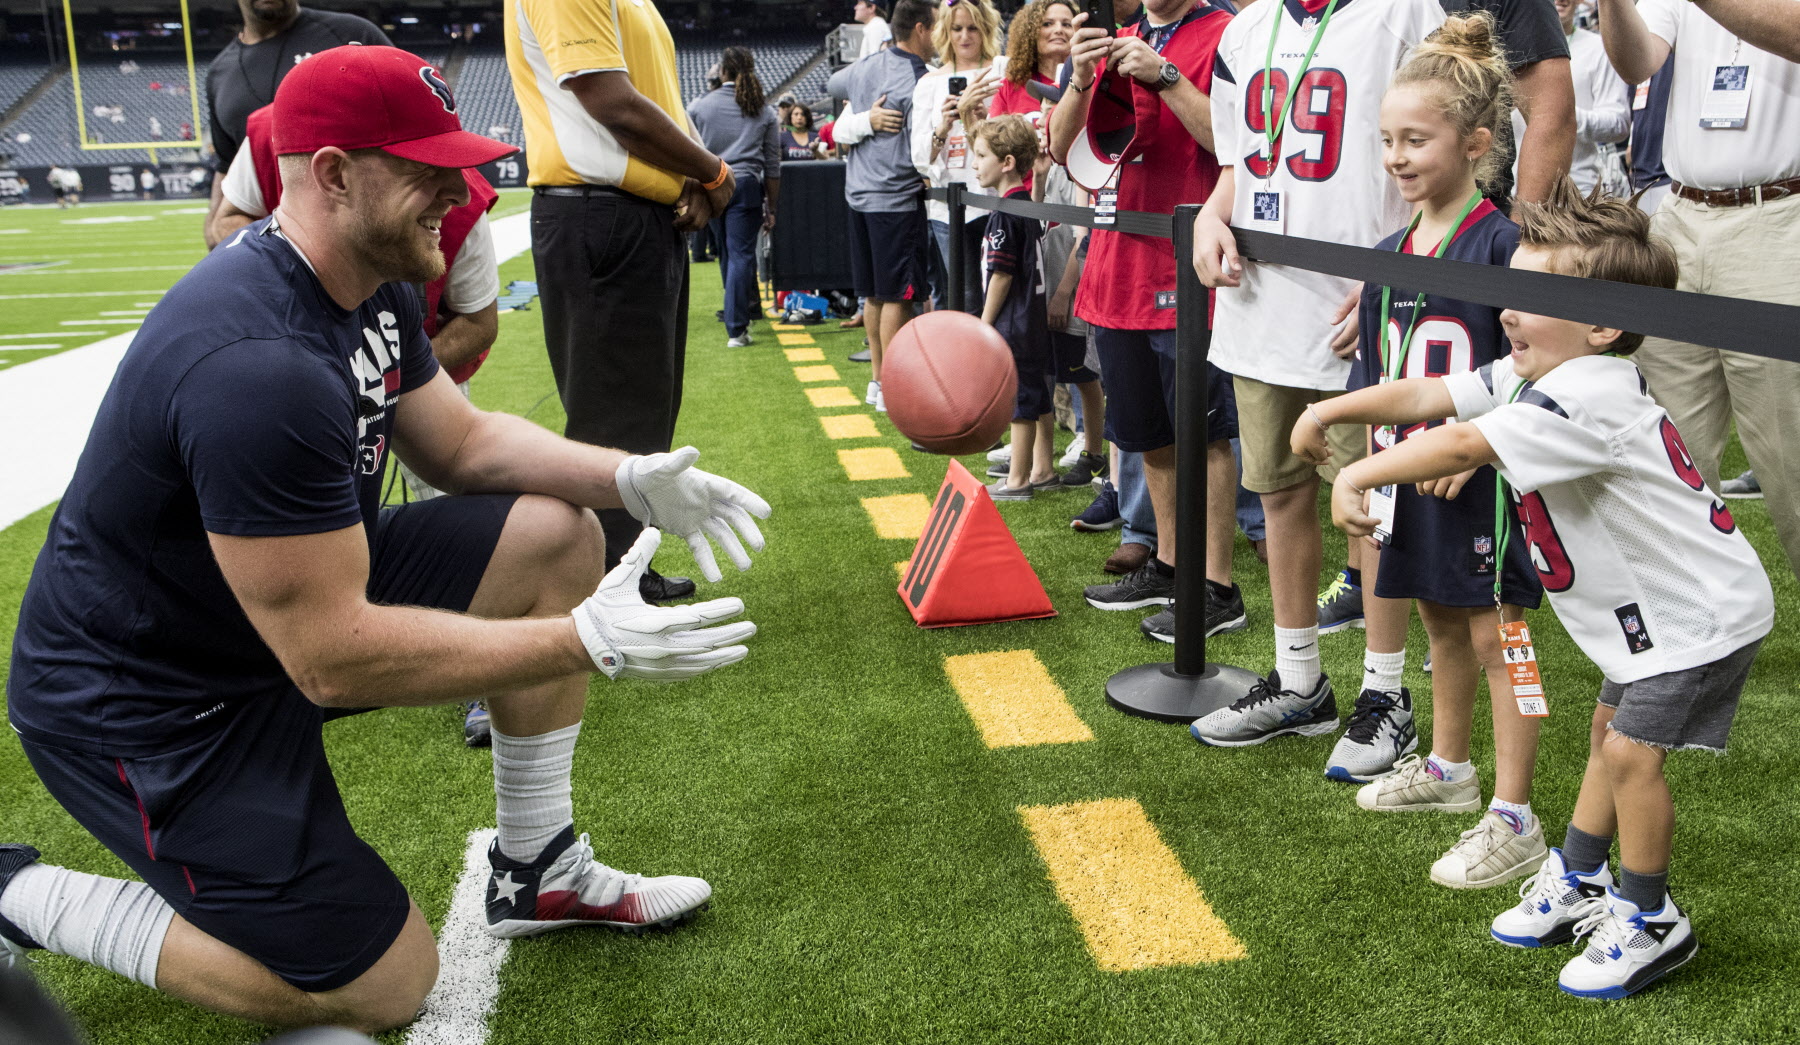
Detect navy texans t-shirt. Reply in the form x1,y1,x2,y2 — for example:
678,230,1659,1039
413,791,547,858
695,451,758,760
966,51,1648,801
7,217,438,756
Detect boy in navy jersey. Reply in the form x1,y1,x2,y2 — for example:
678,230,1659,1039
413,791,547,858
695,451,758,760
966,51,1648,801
1302,179,1772,1000
973,114,1058,499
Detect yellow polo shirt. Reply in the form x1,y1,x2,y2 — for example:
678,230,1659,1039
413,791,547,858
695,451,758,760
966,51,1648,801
504,0,689,202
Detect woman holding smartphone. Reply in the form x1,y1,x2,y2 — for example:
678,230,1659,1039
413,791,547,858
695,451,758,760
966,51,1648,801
911,0,1003,312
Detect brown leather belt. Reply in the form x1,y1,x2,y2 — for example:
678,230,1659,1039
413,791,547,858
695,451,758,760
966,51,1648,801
1671,176,1800,207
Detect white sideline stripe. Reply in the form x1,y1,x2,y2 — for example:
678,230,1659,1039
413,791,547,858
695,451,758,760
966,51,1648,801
1,265,189,276
0,211,533,534
405,829,508,1045
0,333,81,339
59,319,144,325
98,310,150,316
0,344,65,351
0,290,167,300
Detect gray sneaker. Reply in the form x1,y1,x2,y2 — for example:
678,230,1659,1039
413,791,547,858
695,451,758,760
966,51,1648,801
1721,469,1762,499
1430,811,1549,889
1324,688,1418,783
1084,562,1174,610
987,480,1032,501
1355,754,1481,812
1190,671,1339,747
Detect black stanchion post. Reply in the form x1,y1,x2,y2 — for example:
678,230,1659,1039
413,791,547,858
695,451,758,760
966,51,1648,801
946,182,966,314
1104,204,1260,723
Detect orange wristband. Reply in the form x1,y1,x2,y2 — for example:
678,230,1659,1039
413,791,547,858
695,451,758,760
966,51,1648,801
701,158,730,191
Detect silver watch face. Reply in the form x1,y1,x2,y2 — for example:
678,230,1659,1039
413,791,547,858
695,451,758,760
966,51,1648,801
1158,61,1179,87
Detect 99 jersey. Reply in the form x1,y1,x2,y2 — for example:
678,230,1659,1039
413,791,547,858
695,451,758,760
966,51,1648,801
1208,0,1445,392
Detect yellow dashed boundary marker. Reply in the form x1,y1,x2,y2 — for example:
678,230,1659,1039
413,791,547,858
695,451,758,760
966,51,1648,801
794,365,840,383
778,333,818,346
944,651,1093,748
861,494,933,539
785,347,826,362
820,414,879,440
895,560,911,580
1018,798,1246,972
772,323,808,331
806,386,861,408
838,447,909,482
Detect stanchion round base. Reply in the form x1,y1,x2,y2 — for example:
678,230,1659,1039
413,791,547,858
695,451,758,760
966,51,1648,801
1104,661,1262,724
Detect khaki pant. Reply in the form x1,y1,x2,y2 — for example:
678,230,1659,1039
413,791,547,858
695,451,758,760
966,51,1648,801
1233,376,1368,494
1634,192,1800,581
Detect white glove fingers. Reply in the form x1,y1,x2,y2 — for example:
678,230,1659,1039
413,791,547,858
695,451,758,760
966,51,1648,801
684,530,724,584
716,501,767,553
717,479,773,520
622,644,749,681
670,620,757,649
599,527,661,594
702,516,753,573
687,596,747,624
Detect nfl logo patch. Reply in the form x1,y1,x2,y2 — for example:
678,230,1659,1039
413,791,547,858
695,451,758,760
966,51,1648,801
1625,616,1641,634
1474,536,1492,555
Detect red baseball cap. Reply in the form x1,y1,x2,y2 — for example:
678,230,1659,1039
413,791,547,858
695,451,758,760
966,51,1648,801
272,45,516,168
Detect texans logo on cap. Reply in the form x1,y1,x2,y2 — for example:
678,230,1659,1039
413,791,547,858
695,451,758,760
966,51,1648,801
420,66,456,114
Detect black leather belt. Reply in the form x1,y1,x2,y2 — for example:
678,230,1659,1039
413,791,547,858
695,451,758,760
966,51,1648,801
533,185,634,198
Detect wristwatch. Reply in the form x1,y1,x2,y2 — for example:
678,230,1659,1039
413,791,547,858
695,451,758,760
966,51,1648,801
1148,60,1181,92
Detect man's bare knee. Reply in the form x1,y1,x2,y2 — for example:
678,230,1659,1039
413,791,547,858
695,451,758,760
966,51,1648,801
309,902,438,1033
471,495,606,619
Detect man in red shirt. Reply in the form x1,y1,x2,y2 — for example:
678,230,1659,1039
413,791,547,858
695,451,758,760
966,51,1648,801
1048,0,1244,643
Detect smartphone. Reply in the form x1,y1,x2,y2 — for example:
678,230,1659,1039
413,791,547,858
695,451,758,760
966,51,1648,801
948,75,968,96
1088,0,1116,35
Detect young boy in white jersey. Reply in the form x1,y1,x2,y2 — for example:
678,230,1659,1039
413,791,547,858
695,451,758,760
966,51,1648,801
1191,0,1446,743
1301,180,1773,999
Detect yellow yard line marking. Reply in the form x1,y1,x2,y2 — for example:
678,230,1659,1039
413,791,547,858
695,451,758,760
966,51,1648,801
895,560,911,580
806,386,861,408
778,333,818,346
772,323,808,331
794,365,840,383
785,347,826,362
820,414,880,440
944,651,1093,748
1018,799,1246,972
861,494,933,539
838,447,909,482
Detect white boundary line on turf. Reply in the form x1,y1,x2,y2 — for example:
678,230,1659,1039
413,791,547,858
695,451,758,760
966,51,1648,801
0,210,534,533
405,829,509,1045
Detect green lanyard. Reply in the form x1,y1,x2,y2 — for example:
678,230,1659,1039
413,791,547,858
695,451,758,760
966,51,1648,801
1377,191,1485,385
1260,0,1343,174
1491,377,1529,608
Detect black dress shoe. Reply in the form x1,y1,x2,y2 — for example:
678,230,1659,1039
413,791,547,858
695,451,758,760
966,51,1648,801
640,568,696,603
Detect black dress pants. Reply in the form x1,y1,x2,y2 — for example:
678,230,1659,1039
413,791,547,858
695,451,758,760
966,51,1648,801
531,188,689,568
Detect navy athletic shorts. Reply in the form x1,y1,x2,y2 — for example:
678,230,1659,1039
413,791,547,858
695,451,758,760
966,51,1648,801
1093,327,1236,452
1050,331,1099,385
21,492,520,993
847,203,930,302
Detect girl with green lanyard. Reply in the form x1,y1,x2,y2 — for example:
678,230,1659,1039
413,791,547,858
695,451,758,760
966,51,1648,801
1302,15,1549,891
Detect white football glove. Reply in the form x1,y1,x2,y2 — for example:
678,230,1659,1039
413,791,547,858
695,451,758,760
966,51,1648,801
615,446,771,583
571,528,757,682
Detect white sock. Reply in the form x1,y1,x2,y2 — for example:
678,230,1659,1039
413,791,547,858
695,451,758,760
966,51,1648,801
1489,797,1537,835
1362,649,1406,695
1274,625,1321,693
0,863,174,987
1426,752,1475,783
493,722,581,863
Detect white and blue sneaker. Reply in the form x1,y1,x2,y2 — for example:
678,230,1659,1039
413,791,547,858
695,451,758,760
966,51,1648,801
1191,671,1339,747
485,826,711,939
1491,848,1613,948
1324,688,1417,783
1559,888,1696,999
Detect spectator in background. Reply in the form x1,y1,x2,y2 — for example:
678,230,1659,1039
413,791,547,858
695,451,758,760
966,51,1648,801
1627,57,1674,212
1555,0,1629,194
856,0,893,59
1051,0,1238,643
840,0,938,411
1598,0,1800,583
1443,0,1575,205
507,0,738,599
911,0,1003,312
782,103,824,160
689,46,782,348
149,116,163,140
138,168,156,199
993,0,1077,121
202,0,390,248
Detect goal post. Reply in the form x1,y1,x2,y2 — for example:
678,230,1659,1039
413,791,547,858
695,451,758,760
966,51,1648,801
61,0,205,153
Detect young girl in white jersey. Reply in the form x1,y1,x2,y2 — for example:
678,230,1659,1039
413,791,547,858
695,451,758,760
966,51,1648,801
1323,16,1550,896
1299,179,1772,1000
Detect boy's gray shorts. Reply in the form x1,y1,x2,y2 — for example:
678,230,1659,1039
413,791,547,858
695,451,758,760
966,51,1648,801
1598,639,1763,752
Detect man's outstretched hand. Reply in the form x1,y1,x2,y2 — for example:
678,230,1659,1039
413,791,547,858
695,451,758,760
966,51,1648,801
572,529,757,681
615,446,772,583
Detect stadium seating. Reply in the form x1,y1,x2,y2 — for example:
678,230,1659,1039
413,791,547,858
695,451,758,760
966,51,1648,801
451,50,524,151
3,56,210,167
672,33,823,104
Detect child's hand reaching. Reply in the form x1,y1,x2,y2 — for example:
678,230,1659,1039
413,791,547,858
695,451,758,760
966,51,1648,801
1418,468,1478,500
1331,473,1378,537
1289,405,1332,465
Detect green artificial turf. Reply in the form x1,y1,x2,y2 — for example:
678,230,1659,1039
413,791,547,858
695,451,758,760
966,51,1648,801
0,203,1794,1045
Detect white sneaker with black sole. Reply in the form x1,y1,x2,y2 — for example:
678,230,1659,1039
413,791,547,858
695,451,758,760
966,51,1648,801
1491,848,1613,948
485,827,711,939
1190,671,1339,747
1560,889,1697,999
1060,438,1085,468
1324,688,1417,783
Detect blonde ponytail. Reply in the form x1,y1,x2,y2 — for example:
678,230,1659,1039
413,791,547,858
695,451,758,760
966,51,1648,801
1392,13,1515,191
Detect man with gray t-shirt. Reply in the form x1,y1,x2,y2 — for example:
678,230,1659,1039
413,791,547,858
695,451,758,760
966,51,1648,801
839,0,937,411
